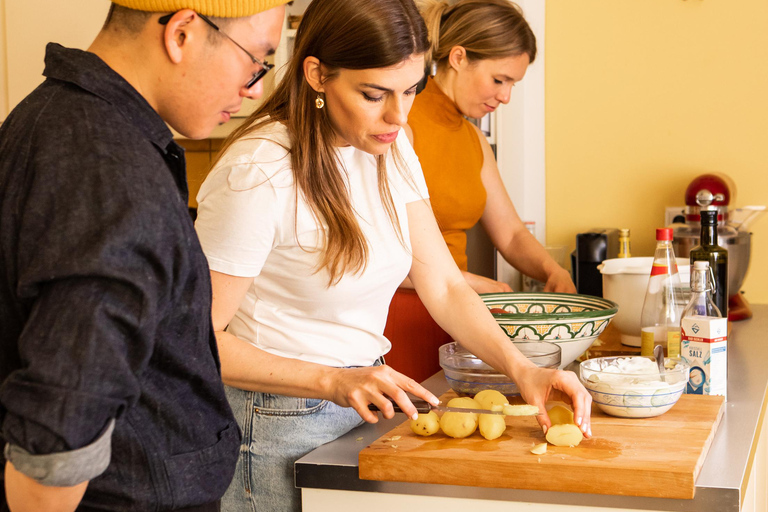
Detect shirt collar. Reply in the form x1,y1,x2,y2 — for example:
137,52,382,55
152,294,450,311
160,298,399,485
42,43,175,151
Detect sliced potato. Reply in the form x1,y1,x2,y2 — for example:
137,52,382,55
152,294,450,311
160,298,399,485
446,397,483,420
502,404,540,416
409,411,440,437
474,389,509,410
530,442,548,455
545,405,583,447
478,414,506,440
546,423,583,447
547,405,575,425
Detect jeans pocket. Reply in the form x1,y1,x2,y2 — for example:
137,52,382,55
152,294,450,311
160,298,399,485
163,421,240,508
252,393,328,417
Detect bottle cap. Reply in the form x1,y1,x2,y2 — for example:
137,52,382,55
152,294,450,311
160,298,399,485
655,228,673,241
693,261,710,270
619,228,630,237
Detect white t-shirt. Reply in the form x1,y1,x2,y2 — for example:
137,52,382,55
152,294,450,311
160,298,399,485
195,122,429,367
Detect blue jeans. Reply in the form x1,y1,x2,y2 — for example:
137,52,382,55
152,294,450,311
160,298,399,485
220,385,364,512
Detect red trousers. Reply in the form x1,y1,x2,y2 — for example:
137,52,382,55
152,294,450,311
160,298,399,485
382,288,454,383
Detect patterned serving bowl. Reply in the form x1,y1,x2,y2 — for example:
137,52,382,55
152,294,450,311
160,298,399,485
481,292,619,368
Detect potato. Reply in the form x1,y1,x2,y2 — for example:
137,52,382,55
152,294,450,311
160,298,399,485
409,411,440,437
548,404,575,425
545,405,583,447
502,403,540,416
546,424,583,447
530,442,548,455
478,414,507,440
446,397,483,420
440,411,478,438
474,389,509,410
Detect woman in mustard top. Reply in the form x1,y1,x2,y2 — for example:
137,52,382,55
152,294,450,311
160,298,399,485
384,0,575,380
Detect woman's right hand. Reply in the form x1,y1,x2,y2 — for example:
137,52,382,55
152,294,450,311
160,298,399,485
326,365,439,423
462,271,513,294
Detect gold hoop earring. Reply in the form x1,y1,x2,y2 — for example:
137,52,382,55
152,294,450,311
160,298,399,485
315,95,325,109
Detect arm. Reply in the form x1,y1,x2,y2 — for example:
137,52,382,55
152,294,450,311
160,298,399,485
5,463,87,512
473,125,576,294
209,271,439,423
406,199,591,436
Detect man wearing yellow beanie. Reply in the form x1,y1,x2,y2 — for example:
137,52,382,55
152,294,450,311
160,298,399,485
0,1,288,511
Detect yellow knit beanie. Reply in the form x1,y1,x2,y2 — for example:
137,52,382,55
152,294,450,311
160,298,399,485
110,0,291,17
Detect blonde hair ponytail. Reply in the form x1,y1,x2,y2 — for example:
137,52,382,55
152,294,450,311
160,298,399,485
419,0,536,73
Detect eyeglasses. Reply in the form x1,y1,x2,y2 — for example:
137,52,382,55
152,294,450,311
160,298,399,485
159,12,274,89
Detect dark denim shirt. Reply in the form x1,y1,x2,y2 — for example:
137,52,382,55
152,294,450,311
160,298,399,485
0,44,240,510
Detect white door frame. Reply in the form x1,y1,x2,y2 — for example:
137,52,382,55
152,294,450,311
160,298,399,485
494,0,546,287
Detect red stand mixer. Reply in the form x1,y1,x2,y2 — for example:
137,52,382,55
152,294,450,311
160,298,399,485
672,174,765,321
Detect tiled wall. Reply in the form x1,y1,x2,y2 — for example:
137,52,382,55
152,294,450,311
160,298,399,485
177,139,224,211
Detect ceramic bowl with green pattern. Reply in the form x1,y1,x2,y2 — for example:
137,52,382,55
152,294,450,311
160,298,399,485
481,292,619,368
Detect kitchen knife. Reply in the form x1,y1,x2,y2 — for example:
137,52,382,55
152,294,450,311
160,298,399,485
368,398,541,416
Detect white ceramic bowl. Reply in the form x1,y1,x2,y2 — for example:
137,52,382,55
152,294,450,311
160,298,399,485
580,356,690,418
599,258,689,347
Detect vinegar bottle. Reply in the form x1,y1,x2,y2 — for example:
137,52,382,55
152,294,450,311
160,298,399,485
640,228,684,357
690,207,729,318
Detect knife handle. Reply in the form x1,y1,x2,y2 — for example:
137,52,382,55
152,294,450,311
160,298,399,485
367,397,433,414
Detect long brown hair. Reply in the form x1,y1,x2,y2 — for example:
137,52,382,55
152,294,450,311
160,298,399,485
419,0,536,71
218,0,429,285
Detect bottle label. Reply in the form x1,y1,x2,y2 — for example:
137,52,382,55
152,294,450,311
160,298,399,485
667,331,681,359
640,328,655,357
650,263,678,276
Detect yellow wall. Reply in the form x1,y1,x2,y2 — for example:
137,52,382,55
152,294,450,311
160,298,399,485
545,0,768,304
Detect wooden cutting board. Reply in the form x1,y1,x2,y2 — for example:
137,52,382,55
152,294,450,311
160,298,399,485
359,393,724,499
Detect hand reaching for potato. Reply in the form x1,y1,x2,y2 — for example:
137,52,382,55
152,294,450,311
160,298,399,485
513,365,593,439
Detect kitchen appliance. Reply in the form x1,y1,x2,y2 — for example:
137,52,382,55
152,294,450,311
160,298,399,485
571,228,620,297
672,174,765,321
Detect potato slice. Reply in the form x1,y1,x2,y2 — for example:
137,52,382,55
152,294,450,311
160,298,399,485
547,404,575,425
546,424,583,447
501,404,540,416
478,414,506,440
409,411,440,437
474,389,509,410
530,442,548,455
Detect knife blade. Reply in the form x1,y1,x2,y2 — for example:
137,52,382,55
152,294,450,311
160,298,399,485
367,398,540,416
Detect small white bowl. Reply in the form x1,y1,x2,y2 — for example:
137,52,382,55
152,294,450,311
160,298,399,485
580,356,690,418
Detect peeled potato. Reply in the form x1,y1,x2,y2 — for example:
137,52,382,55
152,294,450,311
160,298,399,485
546,424,583,447
545,405,583,447
440,411,478,438
502,404,540,416
474,389,509,410
530,442,548,455
548,404,575,425
409,411,440,437
478,413,507,440
446,397,482,419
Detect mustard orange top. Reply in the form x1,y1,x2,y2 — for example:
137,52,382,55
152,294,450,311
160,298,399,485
409,78,486,271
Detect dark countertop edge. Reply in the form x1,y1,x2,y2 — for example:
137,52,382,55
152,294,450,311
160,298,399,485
295,305,768,512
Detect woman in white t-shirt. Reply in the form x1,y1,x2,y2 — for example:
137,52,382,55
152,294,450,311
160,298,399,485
195,0,592,510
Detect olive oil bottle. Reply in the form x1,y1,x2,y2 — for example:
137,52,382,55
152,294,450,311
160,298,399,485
690,207,728,318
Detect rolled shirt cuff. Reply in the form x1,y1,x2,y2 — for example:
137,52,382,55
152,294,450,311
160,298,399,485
4,419,115,487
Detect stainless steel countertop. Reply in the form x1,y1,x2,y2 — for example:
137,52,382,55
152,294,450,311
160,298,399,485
295,304,768,511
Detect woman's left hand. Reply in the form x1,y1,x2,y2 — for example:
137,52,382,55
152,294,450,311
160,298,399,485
543,268,577,294
514,365,592,438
